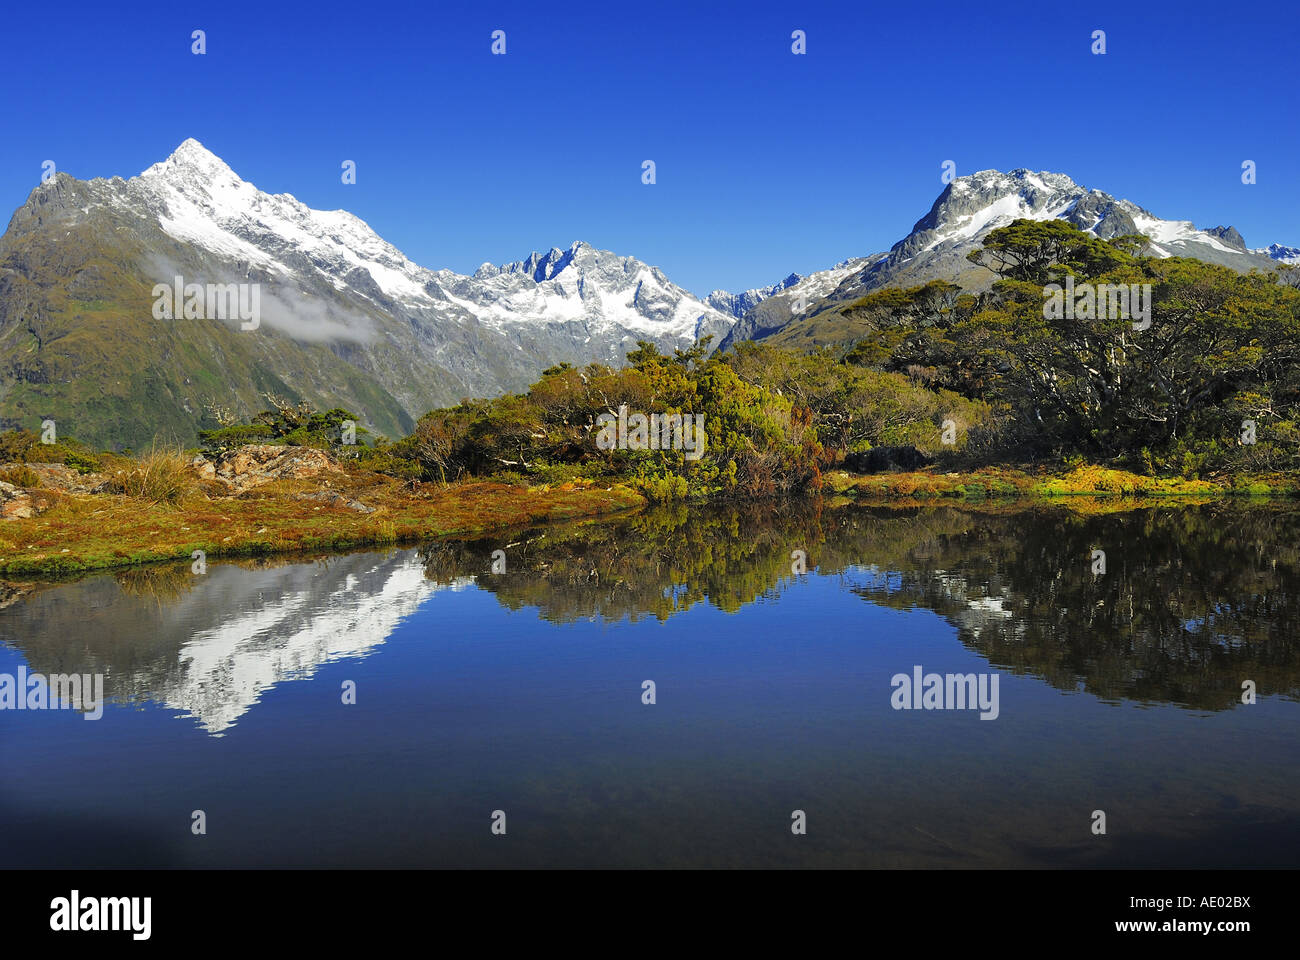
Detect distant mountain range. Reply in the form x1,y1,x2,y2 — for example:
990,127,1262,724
1259,242,1300,265
720,169,1296,349
0,142,1294,449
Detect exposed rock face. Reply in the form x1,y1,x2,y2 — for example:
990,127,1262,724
210,445,345,493
1205,225,1247,251
1,462,108,494
843,445,934,474
0,580,38,608
0,480,39,519
189,456,216,480
713,256,881,352
0,463,90,517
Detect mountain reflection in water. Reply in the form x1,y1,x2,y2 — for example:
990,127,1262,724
1,499,1297,867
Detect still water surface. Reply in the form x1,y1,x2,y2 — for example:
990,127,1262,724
2,501,1298,867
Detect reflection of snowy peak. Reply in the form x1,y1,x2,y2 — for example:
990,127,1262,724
0,550,480,735
171,555,446,734
850,564,1020,643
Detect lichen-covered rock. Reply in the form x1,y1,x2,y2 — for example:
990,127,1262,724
212,444,345,493
0,462,107,494
189,456,217,481
0,480,37,519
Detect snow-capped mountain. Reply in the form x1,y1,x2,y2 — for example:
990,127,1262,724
136,140,732,345
890,169,1273,265
706,258,875,318
734,169,1290,342
706,276,803,319
0,139,734,449
3,144,1294,447
1258,242,1300,265
459,241,732,343
712,256,881,350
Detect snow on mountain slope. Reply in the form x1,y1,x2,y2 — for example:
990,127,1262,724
1258,243,1300,265
129,139,733,346
706,258,872,319
713,256,883,350
0,139,739,448
805,168,1285,317
894,169,1268,265
1129,212,1245,258
137,139,437,305
460,240,732,341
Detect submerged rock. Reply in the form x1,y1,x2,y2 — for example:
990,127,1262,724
843,445,934,474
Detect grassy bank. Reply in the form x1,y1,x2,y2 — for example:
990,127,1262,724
4,460,1300,578
0,474,645,577
826,464,1300,501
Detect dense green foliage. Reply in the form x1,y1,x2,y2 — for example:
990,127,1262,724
197,395,368,453
390,340,817,499
833,220,1300,473
0,427,104,473
383,336,989,500
195,393,423,479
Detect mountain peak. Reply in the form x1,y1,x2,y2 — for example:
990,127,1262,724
173,137,216,159
487,241,609,282
1258,242,1300,265
140,138,238,184
954,167,1079,186
1203,225,1247,251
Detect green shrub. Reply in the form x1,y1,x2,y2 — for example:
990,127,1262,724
0,429,37,462
637,472,690,502
63,451,102,474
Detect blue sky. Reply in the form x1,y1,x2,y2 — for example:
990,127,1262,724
2,0,1296,295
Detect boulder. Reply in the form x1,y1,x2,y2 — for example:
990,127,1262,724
843,445,934,474
0,480,37,519
212,444,345,493
1,461,107,494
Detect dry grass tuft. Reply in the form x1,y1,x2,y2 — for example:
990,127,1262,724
104,445,196,505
